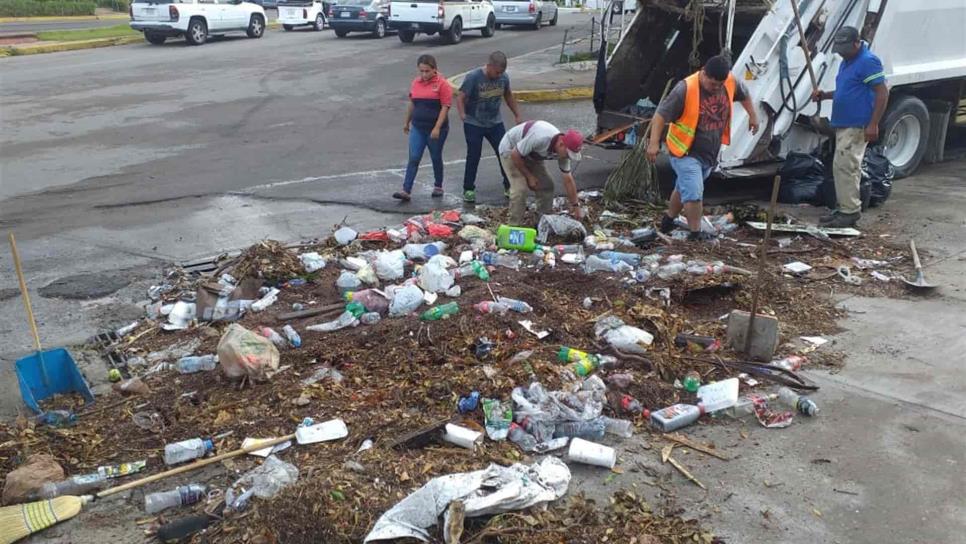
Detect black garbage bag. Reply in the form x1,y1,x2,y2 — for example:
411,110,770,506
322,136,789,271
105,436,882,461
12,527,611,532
863,146,895,207
778,152,825,205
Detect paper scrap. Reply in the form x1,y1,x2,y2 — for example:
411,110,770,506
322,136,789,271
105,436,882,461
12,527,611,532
518,320,549,340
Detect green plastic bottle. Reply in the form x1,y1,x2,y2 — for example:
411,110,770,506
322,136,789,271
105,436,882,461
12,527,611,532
497,224,537,253
420,302,459,321
557,346,600,377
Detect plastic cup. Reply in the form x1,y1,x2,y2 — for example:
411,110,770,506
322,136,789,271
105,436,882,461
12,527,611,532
442,424,483,450
567,438,616,468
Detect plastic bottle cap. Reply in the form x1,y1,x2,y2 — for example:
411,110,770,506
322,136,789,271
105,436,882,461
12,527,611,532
202,438,214,452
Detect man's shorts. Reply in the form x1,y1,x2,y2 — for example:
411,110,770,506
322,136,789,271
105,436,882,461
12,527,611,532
670,155,713,203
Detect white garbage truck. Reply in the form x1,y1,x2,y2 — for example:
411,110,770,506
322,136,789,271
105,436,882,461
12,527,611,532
596,0,966,179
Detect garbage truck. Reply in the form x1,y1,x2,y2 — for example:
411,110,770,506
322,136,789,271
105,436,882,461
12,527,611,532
595,0,966,179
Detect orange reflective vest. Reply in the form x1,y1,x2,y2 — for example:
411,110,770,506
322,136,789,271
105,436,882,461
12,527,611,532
665,72,737,157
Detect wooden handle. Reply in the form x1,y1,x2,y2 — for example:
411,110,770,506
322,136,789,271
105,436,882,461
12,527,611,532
910,240,922,270
789,0,820,90
97,433,297,498
9,233,42,353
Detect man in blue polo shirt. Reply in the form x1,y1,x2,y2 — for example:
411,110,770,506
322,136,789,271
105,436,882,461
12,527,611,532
813,26,889,227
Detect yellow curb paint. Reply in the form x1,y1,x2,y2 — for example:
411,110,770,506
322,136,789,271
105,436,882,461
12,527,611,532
4,35,141,56
513,86,594,103
0,14,129,23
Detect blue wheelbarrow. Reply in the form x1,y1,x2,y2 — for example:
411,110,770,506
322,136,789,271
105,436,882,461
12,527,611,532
9,233,94,415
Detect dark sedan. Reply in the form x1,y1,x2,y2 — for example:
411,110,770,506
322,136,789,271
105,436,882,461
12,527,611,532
329,0,392,38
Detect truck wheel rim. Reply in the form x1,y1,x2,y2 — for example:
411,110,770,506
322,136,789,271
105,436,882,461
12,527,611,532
192,24,204,41
253,18,263,34
883,114,920,171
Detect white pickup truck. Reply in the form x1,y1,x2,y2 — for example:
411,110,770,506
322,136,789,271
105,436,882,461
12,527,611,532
278,0,328,31
388,0,496,44
130,0,267,46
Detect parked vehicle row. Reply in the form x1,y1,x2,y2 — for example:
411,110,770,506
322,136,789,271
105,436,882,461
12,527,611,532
129,0,559,45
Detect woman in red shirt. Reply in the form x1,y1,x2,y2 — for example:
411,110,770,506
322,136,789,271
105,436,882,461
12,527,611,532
393,54,452,201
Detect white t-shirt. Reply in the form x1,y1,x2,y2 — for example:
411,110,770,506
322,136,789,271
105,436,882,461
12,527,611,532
499,120,572,173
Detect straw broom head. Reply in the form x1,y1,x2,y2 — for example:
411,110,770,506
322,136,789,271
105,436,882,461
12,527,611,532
0,496,88,544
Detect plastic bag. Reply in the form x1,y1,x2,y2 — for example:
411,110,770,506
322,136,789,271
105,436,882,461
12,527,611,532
536,215,587,243
337,270,362,293
217,324,280,380
863,146,894,207
482,398,512,441
388,284,424,317
356,263,379,285
299,252,326,273
417,259,455,294
374,250,406,281
458,225,495,243
334,226,358,245
426,223,454,238
594,316,653,355
233,455,299,499
778,152,825,205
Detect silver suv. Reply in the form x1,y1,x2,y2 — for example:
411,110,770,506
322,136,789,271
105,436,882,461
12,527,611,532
491,0,557,29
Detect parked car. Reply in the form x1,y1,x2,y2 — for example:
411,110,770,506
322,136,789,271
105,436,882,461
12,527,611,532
388,0,496,44
329,0,391,38
492,0,556,29
130,0,267,46
279,0,329,30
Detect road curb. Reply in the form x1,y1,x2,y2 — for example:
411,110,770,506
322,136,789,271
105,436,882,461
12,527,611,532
1,35,141,56
0,14,129,23
513,86,594,103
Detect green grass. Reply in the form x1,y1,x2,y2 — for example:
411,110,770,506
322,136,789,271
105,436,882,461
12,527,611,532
37,22,137,41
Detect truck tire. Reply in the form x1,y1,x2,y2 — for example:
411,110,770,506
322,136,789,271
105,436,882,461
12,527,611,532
247,14,265,38
185,18,207,45
481,13,495,37
144,31,166,45
313,13,325,31
335,28,349,37
283,24,294,31
880,94,930,179
399,29,416,42
531,12,541,30
372,17,386,38
444,16,462,44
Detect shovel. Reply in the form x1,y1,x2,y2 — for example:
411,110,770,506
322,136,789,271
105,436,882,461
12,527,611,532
902,240,937,291
8,233,95,415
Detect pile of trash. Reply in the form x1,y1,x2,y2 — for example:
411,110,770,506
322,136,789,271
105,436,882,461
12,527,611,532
0,198,913,543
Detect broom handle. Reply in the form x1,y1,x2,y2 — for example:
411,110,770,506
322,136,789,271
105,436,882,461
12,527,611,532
789,0,820,90
97,434,297,498
8,233,49,386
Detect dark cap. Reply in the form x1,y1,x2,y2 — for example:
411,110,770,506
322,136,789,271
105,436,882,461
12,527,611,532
833,26,860,44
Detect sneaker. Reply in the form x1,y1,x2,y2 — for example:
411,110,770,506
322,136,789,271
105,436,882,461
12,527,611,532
432,188,444,198
687,231,717,242
819,211,860,228
392,191,411,202
463,190,476,203
659,214,676,234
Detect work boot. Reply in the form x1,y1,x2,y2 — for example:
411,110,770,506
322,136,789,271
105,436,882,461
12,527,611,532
819,210,839,223
659,214,676,234
819,211,860,228
687,231,717,242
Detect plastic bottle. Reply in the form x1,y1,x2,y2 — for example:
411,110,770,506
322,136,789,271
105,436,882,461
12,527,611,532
474,301,510,315
452,260,491,281
778,387,819,416
402,242,446,261
420,302,459,321
495,296,532,314
772,355,807,372
634,268,652,283
251,288,280,312
306,311,359,332
344,289,389,314
163,437,214,465
98,460,147,479
600,416,634,438
519,416,555,443
607,391,645,416
507,423,538,451
630,227,657,245
724,393,778,418
480,252,521,271
35,473,107,499
599,251,642,267
650,404,704,432
259,327,287,348
553,419,607,440
558,346,601,377
583,255,633,274
497,225,538,252
176,355,217,374
656,262,688,279
551,244,583,256
282,325,302,348
360,312,381,325
144,484,207,514
686,261,725,275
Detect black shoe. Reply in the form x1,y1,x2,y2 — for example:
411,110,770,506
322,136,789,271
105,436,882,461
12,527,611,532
819,211,860,228
687,231,717,242
819,210,839,223
659,214,676,234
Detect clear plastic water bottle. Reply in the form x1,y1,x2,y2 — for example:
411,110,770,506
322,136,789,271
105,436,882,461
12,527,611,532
163,437,213,465
600,416,634,438
520,416,555,442
583,255,632,274
507,423,538,451
480,252,521,270
551,244,583,256
772,355,807,371
778,387,819,416
259,327,287,348
35,473,107,499
598,251,642,267
282,325,301,348
176,355,217,374
360,312,381,325
723,393,777,418
144,484,207,514
452,260,490,281
495,296,532,314
553,419,606,440
656,262,688,279
686,260,725,275
634,268,652,283
474,301,510,315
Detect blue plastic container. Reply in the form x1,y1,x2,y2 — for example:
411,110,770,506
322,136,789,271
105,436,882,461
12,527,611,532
16,348,95,414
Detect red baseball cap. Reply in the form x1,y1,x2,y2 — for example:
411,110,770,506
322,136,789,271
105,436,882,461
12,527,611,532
562,129,583,161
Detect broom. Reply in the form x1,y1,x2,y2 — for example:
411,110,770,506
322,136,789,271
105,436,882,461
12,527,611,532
0,495,89,544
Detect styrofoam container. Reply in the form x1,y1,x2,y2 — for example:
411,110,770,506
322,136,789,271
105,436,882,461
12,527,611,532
295,419,348,445
442,423,483,450
567,437,616,468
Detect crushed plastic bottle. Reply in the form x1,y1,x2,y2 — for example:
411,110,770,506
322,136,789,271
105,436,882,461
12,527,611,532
598,251,642,267
420,301,458,321
600,416,634,438
480,252,521,270
656,262,688,279
686,260,726,275
306,311,359,332
259,327,287,348
176,355,217,374
778,387,819,416
34,473,107,499
558,346,601,376
724,393,777,418
452,260,490,281
163,437,213,465
495,296,533,313
282,325,301,348
360,312,381,325
145,484,207,514
583,255,633,274
251,288,280,312
475,301,510,315
553,419,606,441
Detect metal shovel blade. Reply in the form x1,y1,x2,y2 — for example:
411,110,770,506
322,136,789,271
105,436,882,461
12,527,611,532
902,240,937,290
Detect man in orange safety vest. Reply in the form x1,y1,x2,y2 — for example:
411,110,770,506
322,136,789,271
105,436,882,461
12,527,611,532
647,55,759,241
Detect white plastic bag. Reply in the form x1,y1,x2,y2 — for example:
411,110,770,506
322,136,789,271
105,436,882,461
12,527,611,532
234,455,299,499
388,284,424,317
417,258,455,293
299,252,326,273
594,316,653,355
217,324,280,380
537,214,587,243
334,226,358,246
375,250,406,281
